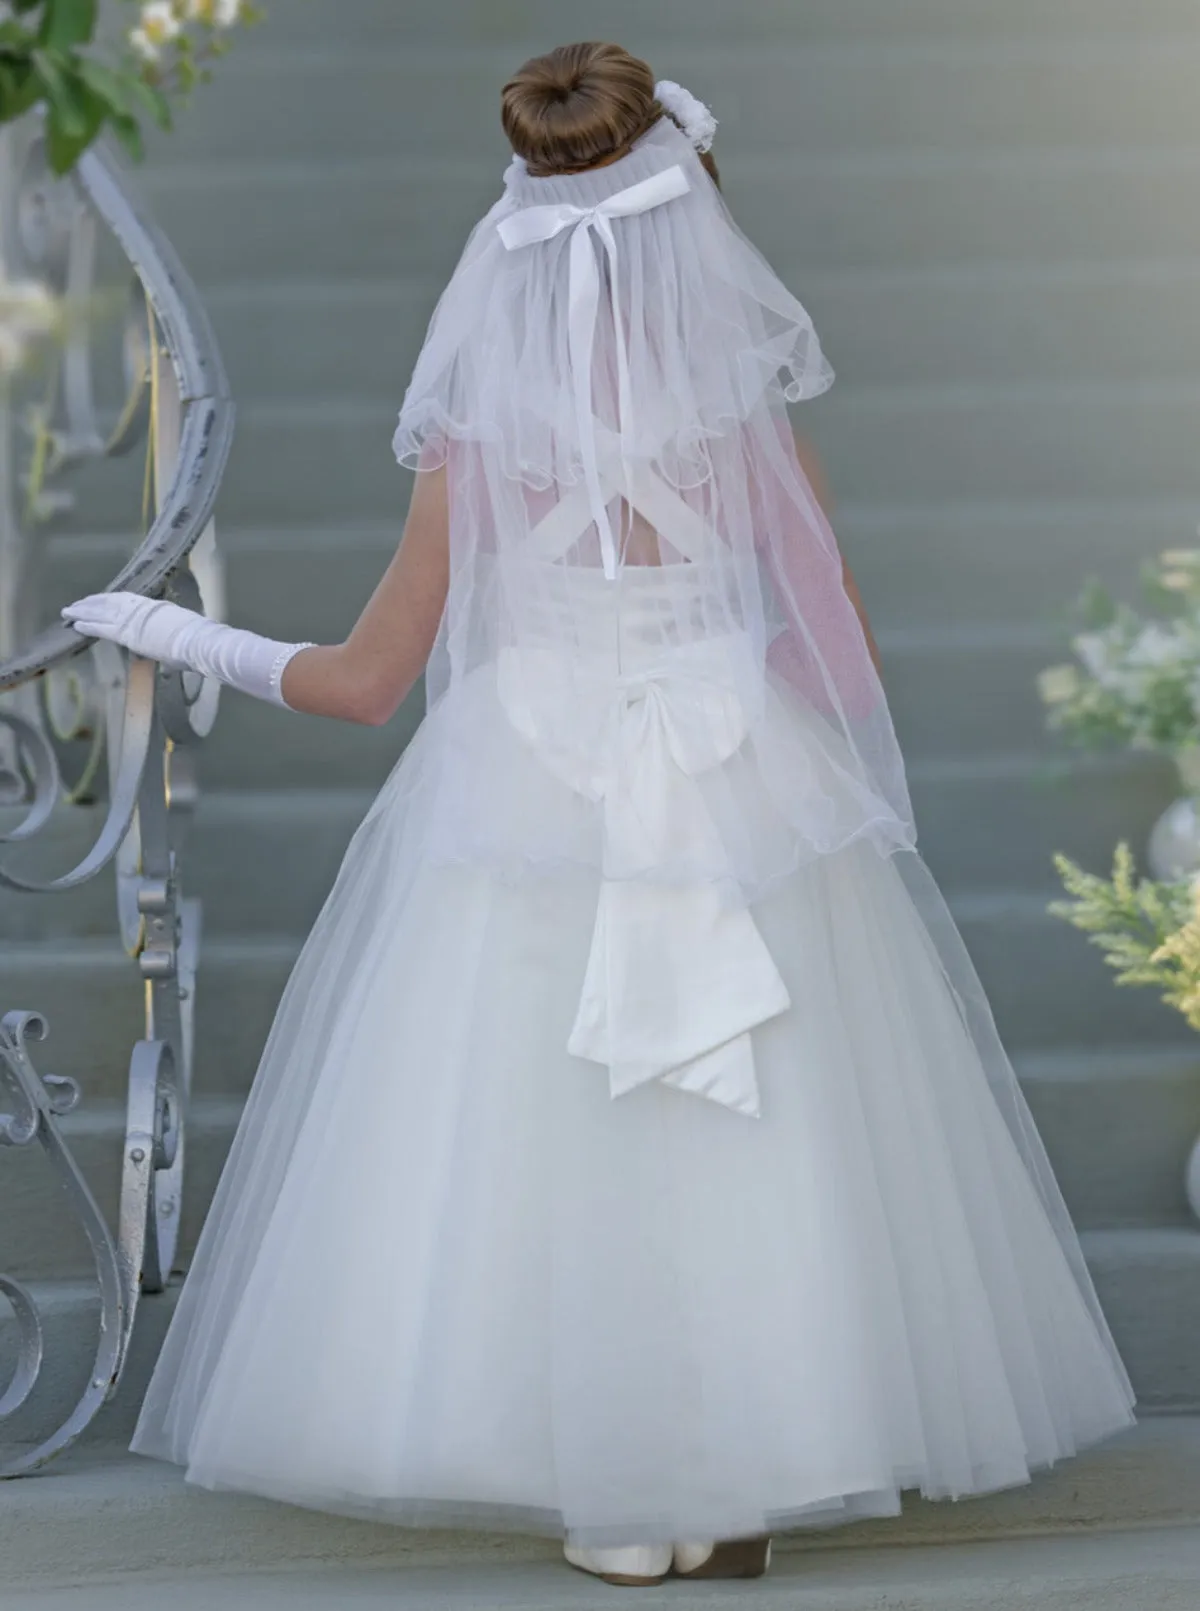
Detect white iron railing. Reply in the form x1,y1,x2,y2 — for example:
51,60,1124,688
0,111,233,1475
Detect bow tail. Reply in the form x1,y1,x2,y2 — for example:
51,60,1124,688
567,872,789,1119
567,720,790,1118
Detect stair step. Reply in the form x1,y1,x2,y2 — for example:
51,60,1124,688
0,1282,180,1455
912,751,1175,895
1017,1050,1200,1230
0,750,1178,943
67,384,1200,536
0,886,1186,1120
3,1050,1197,1290
234,0,1200,49
158,39,1200,167
46,491,1196,645
136,151,1200,291
838,497,1200,629
4,1235,1199,1473
3,1418,1199,1592
181,265,1200,409
1,923,1195,1228
40,535,1090,767
8,1531,1200,1611
0,1096,240,1283
1084,1227,1200,1410
0,937,289,1102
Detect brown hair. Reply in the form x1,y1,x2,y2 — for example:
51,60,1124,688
501,41,720,186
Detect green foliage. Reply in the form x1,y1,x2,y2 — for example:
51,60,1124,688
1050,845,1200,1028
1037,549,1200,759
0,1,259,174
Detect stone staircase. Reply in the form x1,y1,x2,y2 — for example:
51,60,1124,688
6,0,1200,1594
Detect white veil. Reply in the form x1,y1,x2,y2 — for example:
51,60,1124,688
389,112,1122,1363
392,117,914,892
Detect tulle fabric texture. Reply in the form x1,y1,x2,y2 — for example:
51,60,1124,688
130,709,1134,1540
391,116,912,891
130,112,1137,1538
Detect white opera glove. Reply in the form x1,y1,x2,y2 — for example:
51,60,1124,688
62,592,314,710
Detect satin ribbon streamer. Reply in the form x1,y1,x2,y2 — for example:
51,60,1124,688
497,164,692,580
498,633,791,1117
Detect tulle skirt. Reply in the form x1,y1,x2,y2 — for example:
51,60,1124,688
131,648,1136,1547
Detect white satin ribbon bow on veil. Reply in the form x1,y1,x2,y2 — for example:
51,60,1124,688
497,163,692,580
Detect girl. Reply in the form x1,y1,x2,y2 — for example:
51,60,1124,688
64,41,1135,1590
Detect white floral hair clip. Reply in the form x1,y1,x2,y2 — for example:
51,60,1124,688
654,80,718,154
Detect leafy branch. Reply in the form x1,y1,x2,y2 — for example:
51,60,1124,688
1051,843,1200,1029
0,0,260,174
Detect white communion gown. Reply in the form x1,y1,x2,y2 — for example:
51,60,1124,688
130,553,1136,1547
131,115,1135,1547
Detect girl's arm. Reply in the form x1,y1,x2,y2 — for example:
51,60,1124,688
793,432,883,678
63,465,450,727
280,464,450,725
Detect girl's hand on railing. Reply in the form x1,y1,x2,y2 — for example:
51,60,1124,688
62,592,312,709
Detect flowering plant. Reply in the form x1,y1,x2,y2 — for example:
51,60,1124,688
0,276,59,379
1038,549,1200,759
1051,844,1200,1030
0,0,260,174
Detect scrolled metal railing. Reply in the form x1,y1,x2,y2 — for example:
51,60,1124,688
0,110,233,1476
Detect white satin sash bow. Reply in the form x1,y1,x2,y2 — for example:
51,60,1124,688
496,164,692,582
499,634,790,1117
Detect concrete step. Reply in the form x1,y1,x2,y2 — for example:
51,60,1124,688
0,749,1178,944
8,1530,1200,1611
0,1282,181,1455
912,751,1176,896
233,0,1200,50
1017,1050,1200,1230
837,498,1200,629
184,265,1200,410
136,150,1200,289
3,1418,1200,1592
810,380,1200,506
157,39,1200,168
4,1235,1199,1476
0,936,287,1102
41,528,1087,766
0,885,1187,1121
28,614,1070,775
1084,1227,1200,1410
4,1045,1198,1290
0,1095,240,1283
67,386,1200,532
45,490,1198,646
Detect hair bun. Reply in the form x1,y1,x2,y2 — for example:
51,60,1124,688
501,42,661,178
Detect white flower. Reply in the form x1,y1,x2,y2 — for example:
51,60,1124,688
1160,569,1196,593
1127,623,1185,670
654,79,718,153
0,280,57,338
1037,664,1081,705
180,0,243,22
139,2,183,47
0,326,28,379
128,25,160,64
1073,630,1119,684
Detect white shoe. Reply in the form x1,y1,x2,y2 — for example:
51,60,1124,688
673,1540,717,1574
563,1540,673,1585
673,1535,772,1578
